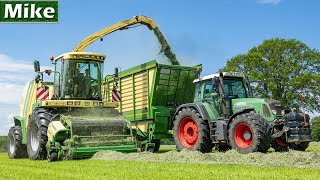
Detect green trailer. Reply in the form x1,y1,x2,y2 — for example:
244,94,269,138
104,60,202,151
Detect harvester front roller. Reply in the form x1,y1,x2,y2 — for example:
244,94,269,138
47,108,138,161
228,113,270,154
27,108,53,160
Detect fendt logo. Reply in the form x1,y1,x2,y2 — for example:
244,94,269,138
0,0,58,23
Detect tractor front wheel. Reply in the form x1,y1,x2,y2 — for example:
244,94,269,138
173,108,212,153
228,113,270,154
27,108,52,160
7,126,27,158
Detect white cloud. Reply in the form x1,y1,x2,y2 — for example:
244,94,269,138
257,0,282,5
0,54,52,135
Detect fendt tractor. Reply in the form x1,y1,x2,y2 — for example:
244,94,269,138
7,15,181,161
172,72,312,153
105,64,312,154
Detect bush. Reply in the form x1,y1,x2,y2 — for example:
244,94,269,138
311,116,320,141
0,136,7,152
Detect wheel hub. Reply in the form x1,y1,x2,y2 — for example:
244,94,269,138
243,131,251,140
178,117,198,148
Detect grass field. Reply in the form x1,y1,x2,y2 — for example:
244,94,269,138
1,143,320,179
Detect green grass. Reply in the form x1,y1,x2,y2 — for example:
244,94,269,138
1,153,320,180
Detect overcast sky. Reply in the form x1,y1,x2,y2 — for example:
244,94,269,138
0,0,319,135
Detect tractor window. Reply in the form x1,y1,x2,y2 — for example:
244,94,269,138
61,60,102,100
223,79,247,99
203,81,212,99
194,82,202,102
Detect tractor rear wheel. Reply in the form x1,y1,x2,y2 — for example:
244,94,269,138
27,108,53,160
7,126,27,158
228,113,270,154
289,142,310,151
173,108,212,153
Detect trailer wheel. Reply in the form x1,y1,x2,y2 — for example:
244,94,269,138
27,108,52,160
228,113,270,154
7,126,27,158
173,108,212,153
289,142,310,151
271,137,289,152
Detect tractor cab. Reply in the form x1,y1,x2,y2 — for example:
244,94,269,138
52,52,105,100
193,72,253,117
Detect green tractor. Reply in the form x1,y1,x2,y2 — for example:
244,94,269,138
7,52,138,161
173,72,312,153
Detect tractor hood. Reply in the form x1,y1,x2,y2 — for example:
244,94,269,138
231,98,281,121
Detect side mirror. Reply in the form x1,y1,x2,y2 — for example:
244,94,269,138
35,74,41,83
212,77,220,92
211,93,219,98
34,60,40,72
114,68,119,78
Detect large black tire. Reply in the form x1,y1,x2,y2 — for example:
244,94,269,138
289,142,310,151
173,108,212,153
271,137,289,152
228,113,270,154
27,108,53,160
7,126,27,158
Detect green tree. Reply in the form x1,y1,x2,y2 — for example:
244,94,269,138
311,116,320,141
221,38,320,112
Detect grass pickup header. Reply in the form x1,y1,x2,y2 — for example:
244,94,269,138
0,0,58,23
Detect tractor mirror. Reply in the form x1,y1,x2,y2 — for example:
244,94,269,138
35,74,41,83
34,60,40,72
212,77,220,92
114,68,119,78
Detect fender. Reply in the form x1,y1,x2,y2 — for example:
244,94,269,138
13,116,23,126
227,108,255,128
173,103,210,121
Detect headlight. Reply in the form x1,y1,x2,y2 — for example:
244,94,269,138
271,110,277,115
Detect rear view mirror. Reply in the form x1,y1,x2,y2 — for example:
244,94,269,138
34,60,40,72
114,68,119,78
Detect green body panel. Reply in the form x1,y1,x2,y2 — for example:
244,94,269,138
232,98,277,122
19,80,35,144
104,60,201,141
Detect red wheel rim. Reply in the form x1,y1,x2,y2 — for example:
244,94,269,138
178,117,198,148
234,123,252,148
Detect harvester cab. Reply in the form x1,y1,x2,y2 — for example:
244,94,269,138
7,51,138,162
173,72,312,154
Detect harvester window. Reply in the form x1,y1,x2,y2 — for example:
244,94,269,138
60,60,102,100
